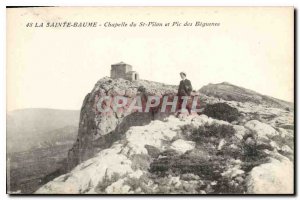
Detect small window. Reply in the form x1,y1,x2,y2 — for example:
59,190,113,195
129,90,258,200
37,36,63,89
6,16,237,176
135,73,138,80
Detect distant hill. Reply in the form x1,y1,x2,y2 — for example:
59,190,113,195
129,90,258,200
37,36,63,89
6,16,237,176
199,82,293,110
7,108,80,153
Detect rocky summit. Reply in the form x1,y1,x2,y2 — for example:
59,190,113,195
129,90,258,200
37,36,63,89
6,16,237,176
66,77,186,170
36,78,294,194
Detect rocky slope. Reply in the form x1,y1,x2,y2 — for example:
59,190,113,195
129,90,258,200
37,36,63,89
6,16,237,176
66,77,189,170
199,82,293,110
36,79,294,194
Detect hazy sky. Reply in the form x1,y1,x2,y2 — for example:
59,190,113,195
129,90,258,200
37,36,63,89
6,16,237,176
7,7,294,111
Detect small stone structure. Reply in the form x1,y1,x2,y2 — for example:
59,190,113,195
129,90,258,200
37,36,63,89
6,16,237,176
110,62,139,81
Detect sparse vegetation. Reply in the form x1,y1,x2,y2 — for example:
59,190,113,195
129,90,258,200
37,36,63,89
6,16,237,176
95,172,121,193
146,123,270,194
8,143,72,194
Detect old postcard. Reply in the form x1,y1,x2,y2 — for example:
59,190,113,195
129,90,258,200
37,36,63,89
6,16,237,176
6,7,294,194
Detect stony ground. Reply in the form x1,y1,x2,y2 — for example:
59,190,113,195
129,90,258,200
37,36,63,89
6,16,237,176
35,98,294,194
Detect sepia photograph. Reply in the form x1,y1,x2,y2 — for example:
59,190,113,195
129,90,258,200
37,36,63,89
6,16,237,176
5,6,294,195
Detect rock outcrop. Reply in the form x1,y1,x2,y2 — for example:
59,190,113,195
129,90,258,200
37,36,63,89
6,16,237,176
67,77,201,170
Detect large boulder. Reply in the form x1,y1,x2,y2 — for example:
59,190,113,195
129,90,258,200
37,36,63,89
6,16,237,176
170,139,195,154
244,120,278,140
246,158,293,194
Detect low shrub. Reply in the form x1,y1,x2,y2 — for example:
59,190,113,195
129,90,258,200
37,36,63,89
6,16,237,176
188,123,235,145
203,103,240,122
94,172,121,193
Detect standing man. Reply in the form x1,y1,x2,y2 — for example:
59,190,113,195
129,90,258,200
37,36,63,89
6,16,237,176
177,72,193,115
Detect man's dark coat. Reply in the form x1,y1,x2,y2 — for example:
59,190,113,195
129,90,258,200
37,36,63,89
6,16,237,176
178,79,193,96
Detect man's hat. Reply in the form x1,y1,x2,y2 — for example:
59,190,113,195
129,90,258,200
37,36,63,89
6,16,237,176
180,72,186,76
